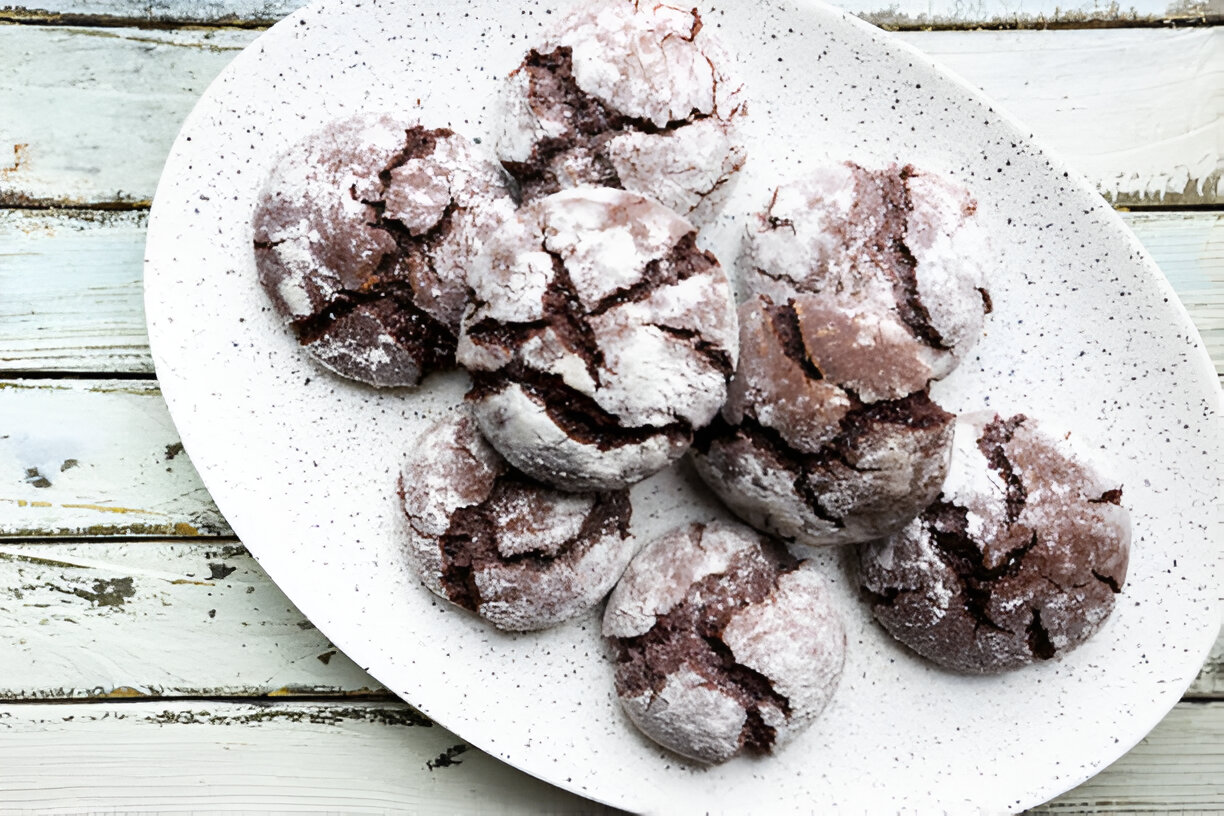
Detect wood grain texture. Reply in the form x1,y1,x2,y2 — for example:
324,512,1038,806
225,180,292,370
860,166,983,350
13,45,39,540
0,540,380,698
0,25,1220,206
0,700,613,815
0,379,231,537
0,698,1217,813
1034,702,1224,813
2,0,1219,29
894,28,1224,205
0,209,148,373
5,209,1220,375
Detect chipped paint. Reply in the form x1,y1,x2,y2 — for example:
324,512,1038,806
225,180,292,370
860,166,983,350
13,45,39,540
1,143,28,177
68,577,135,608
58,502,164,515
102,686,145,699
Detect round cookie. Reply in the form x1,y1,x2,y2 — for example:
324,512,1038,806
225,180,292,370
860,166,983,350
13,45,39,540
253,113,516,387
691,294,955,547
458,187,739,491
399,412,636,632
744,162,991,381
603,521,845,764
858,412,1131,674
497,0,747,225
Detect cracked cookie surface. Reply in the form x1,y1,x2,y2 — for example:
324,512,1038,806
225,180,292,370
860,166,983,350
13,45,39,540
744,162,991,383
253,113,516,387
399,412,636,632
858,412,1131,674
691,295,955,547
603,521,845,764
496,0,747,226
458,187,738,491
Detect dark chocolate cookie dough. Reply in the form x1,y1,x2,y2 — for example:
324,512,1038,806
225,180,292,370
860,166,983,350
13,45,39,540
253,113,515,387
399,412,636,632
603,521,845,764
458,187,739,491
859,412,1131,674
497,0,746,225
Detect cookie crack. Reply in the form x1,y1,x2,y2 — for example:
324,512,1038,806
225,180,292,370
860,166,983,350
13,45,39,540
1091,569,1122,594
976,414,1029,524
1025,608,1056,660
652,324,735,378
434,474,631,612
505,46,721,198
880,165,949,351
763,297,825,381
468,366,692,451
588,232,715,318
924,500,1032,633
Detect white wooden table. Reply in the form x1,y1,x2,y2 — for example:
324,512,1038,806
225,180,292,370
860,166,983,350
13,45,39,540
1,1,1221,811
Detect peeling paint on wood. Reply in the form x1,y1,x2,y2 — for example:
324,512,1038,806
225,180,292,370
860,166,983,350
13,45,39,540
0,540,381,698
0,700,606,813
0,379,231,537
0,698,1215,812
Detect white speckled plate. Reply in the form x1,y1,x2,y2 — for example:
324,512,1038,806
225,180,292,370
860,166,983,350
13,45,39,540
144,1,1223,812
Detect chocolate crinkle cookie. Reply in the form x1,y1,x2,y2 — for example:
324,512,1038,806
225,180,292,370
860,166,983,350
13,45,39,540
399,412,636,632
859,412,1131,674
745,162,991,383
458,187,739,492
691,294,956,547
253,112,516,387
497,0,747,226
603,521,845,764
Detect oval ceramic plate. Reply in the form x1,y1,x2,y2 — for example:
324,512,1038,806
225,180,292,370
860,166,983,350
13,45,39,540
144,1,1223,812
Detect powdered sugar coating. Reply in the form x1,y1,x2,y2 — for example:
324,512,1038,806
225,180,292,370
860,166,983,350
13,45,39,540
604,521,845,764
744,162,990,382
253,114,516,387
459,187,738,491
399,412,636,632
859,412,1131,673
692,295,955,547
496,0,747,225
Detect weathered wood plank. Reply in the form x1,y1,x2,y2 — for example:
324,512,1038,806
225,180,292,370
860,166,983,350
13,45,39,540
1127,211,1224,375
0,379,232,537
1,0,1217,30
0,540,381,698
1035,702,1224,812
0,538,1215,701
0,698,1216,813
0,700,614,814
0,25,254,207
0,209,148,373
894,28,1224,206
1189,634,1224,698
5,208,1219,375
0,25,1219,207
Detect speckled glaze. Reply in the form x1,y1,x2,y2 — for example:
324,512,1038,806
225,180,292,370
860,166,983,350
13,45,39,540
143,1,1223,813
